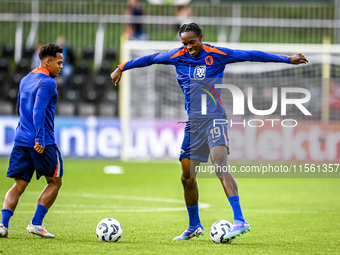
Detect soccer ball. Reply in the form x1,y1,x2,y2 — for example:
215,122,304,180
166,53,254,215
96,218,123,242
210,220,232,244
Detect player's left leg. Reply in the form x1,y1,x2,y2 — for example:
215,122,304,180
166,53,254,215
26,145,63,238
27,176,62,238
37,176,62,210
210,145,250,242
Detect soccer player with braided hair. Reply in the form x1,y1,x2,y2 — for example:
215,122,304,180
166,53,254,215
111,23,308,242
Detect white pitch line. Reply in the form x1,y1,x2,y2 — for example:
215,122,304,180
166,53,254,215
13,192,339,215
15,208,191,214
209,208,340,215
78,193,210,209
19,202,190,210
24,191,207,206
80,193,187,205
243,209,319,214
19,203,147,209
14,207,339,215
11,192,211,213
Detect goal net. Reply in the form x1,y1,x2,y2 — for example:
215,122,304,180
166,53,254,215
120,41,340,162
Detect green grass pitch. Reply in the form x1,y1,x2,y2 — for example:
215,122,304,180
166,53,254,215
0,158,339,254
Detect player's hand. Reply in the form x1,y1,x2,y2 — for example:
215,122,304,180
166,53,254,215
290,53,308,65
34,142,45,154
110,67,123,86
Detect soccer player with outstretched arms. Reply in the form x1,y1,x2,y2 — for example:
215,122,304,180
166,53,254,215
110,23,308,243
0,44,64,238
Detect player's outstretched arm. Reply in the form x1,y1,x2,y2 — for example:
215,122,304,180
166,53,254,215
111,67,123,86
290,53,308,64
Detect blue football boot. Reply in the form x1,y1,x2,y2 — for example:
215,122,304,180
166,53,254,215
223,221,250,243
173,224,205,240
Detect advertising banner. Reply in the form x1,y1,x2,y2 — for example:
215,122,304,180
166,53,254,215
0,116,339,161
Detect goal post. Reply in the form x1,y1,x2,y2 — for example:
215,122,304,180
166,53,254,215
119,40,340,160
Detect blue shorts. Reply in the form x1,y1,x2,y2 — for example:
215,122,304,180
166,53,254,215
7,145,63,183
179,116,229,162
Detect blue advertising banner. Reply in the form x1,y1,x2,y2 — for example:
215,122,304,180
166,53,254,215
0,116,185,159
0,116,121,158
2,116,337,161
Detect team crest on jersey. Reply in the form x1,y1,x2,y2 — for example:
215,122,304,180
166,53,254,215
193,65,206,80
205,56,213,65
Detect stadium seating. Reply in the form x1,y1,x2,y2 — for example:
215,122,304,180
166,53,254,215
56,102,76,116
98,103,116,117
15,58,30,74
81,46,95,60
1,44,14,60
1,43,339,122
78,102,96,116
70,74,87,91
98,60,112,75
0,58,9,73
75,60,90,75
0,58,9,94
0,102,13,115
0,44,120,117
104,47,117,62
93,74,108,92
0,56,13,115
22,46,35,60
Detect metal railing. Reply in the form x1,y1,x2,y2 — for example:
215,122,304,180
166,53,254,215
0,0,339,53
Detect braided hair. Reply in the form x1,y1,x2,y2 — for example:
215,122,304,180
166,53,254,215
178,23,204,37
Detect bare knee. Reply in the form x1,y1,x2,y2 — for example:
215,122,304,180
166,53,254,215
52,182,62,190
13,184,26,194
46,177,62,190
13,179,29,194
210,145,228,167
212,155,227,168
56,179,62,189
52,180,62,190
181,174,196,189
180,158,199,190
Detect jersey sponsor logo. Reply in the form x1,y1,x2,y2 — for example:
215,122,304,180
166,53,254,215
205,56,213,65
193,65,206,80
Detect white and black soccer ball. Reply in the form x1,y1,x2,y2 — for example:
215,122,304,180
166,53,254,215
96,218,123,242
210,220,232,244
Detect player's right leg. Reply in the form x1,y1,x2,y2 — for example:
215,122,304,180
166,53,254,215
210,144,250,242
1,179,29,238
173,157,205,240
0,224,9,238
1,146,33,238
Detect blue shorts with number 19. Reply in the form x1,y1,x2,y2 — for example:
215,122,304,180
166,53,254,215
179,116,229,162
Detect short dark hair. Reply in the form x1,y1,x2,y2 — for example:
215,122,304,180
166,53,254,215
39,43,63,60
178,23,204,37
